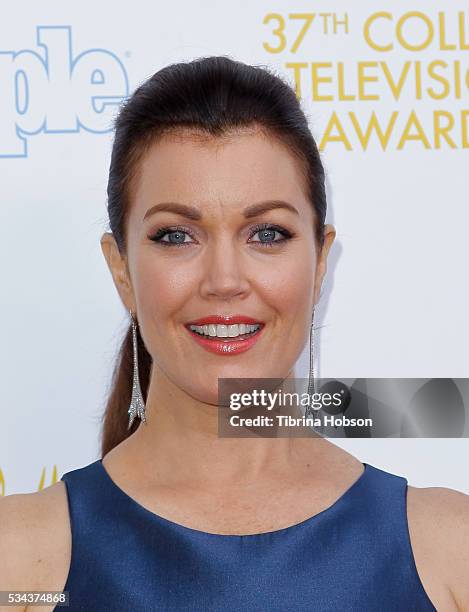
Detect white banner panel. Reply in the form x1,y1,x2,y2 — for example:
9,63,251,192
0,2,467,494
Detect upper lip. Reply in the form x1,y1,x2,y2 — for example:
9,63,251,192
185,315,264,326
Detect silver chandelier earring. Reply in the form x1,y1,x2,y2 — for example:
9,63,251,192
307,309,316,397
305,309,316,418
127,309,147,429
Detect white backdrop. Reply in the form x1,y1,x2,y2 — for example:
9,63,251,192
1,1,468,495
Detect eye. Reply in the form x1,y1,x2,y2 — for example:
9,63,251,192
148,223,294,249
248,224,293,247
148,226,195,248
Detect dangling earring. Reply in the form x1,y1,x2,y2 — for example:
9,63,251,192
305,309,316,418
127,309,147,429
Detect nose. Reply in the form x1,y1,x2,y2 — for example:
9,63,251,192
199,237,251,301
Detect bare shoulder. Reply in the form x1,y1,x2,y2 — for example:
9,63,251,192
0,482,71,612
407,483,469,611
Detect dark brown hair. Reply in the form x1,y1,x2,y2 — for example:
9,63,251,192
100,55,327,457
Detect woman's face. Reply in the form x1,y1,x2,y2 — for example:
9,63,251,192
102,128,335,404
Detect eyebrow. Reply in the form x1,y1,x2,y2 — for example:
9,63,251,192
142,200,300,221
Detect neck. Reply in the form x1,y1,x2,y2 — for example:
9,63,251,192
117,365,329,488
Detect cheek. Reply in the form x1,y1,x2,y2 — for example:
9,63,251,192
257,254,315,311
134,253,193,319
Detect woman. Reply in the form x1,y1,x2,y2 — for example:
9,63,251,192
1,56,468,612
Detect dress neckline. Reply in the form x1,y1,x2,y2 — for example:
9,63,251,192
95,459,370,539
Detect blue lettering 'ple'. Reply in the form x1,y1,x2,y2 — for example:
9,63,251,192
0,25,129,158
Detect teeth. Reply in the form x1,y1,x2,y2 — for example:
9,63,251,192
189,323,260,338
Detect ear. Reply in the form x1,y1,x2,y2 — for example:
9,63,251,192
312,224,336,307
100,232,136,313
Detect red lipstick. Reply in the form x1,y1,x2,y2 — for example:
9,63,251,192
184,315,265,355
185,314,263,326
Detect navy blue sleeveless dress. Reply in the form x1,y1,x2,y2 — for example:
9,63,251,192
57,460,436,611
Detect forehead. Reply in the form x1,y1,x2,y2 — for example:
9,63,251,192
130,128,311,220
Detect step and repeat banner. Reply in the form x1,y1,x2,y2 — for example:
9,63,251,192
1,2,468,494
